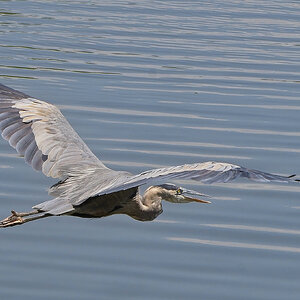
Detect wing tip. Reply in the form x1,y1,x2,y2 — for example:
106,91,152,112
288,174,300,182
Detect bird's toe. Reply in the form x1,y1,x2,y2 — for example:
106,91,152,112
0,211,24,228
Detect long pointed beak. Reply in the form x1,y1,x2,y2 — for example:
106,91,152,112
184,196,211,204
181,187,211,203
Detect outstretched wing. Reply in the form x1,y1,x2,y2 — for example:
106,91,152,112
91,161,298,200
0,83,108,178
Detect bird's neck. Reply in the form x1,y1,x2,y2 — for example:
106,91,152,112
129,189,163,221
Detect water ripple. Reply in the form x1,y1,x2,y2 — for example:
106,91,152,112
168,237,300,253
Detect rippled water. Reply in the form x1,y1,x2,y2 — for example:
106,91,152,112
0,1,300,299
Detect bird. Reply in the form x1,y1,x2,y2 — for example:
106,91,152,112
0,83,298,228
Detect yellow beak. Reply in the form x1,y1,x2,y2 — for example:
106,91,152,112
184,196,211,204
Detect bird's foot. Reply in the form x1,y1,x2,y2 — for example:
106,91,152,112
0,210,24,228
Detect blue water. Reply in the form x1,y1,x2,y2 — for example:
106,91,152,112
0,1,300,299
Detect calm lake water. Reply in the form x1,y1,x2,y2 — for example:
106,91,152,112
0,1,300,299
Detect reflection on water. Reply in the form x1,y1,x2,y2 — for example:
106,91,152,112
201,223,300,235
105,147,251,160
88,136,300,154
60,104,226,121
0,0,300,300
168,237,300,253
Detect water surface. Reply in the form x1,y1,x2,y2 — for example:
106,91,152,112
0,1,300,299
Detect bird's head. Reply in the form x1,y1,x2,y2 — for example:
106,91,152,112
149,183,211,204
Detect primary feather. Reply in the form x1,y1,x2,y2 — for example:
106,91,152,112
0,83,108,178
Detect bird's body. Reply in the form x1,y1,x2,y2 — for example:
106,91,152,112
0,83,298,228
71,187,163,222
71,188,140,219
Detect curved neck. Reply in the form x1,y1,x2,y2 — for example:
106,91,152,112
129,188,163,221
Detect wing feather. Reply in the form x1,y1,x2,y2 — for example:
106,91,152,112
31,149,45,171
0,112,16,122
9,125,31,147
91,161,298,200
24,141,38,164
16,132,34,155
0,83,108,178
0,115,21,130
2,122,24,139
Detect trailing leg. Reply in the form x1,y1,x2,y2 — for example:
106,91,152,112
0,209,50,228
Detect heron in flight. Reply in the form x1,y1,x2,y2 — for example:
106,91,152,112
0,83,298,228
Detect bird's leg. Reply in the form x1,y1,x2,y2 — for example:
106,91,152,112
0,209,50,228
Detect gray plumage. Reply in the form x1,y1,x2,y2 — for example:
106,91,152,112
0,83,298,228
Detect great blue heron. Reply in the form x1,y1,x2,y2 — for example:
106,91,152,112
0,83,298,228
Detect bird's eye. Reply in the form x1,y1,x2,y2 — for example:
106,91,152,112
176,188,183,195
